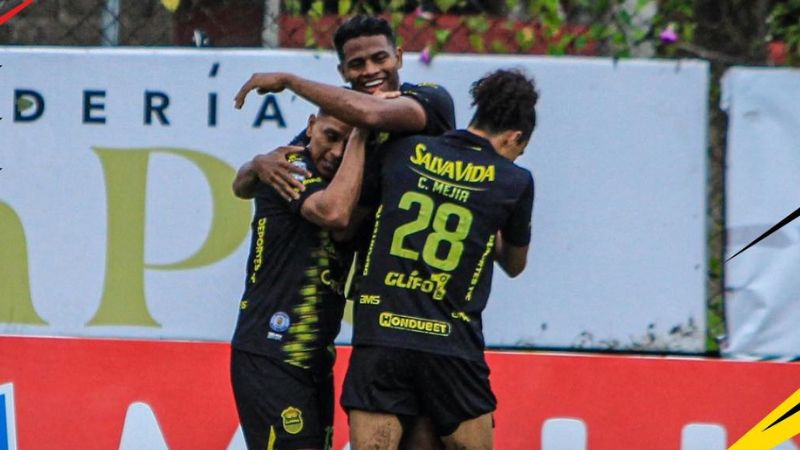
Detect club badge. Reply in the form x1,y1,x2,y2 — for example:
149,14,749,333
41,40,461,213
269,312,290,333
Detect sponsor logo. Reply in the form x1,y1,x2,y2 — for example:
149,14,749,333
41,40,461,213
281,406,304,435
250,217,267,284
269,312,290,333
378,312,450,336
359,294,381,305
267,331,283,341
384,271,451,301
410,143,495,183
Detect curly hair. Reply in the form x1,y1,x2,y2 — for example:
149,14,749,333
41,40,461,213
333,15,397,61
469,69,539,142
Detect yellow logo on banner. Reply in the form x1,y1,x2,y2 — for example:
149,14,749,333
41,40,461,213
729,388,800,449
281,406,304,435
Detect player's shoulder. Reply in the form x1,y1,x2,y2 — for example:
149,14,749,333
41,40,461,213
492,154,534,185
401,81,453,99
388,131,442,149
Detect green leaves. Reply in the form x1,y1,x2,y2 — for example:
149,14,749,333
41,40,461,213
287,0,798,67
434,0,459,13
515,26,536,51
465,16,490,34
469,33,485,52
337,0,351,16
435,29,452,46
309,0,324,18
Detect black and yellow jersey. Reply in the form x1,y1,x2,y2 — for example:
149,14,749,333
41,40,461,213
342,82,456,298
232,149,347,371
358,81,455,207
287,82,456,299
352,130,534,361
287,82,455,207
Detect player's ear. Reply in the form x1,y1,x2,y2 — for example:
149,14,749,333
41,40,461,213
337,63,346,81
395,46,403,69
306,114,316,138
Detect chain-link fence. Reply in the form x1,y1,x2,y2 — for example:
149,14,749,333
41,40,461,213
0,0,728,352
0,0,605,52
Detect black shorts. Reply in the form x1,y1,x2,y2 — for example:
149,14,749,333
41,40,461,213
340,345,496,436
230,348,333,450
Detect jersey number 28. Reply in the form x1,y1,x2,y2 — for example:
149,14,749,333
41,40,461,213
389,191,473,271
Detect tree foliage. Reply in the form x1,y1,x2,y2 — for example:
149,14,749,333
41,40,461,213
282,0,799,65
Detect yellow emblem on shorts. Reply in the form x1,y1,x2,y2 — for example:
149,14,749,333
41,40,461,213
281,406,304,435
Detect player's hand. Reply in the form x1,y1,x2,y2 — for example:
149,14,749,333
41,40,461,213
234,73,290,109
373,90,401,100
251,146,311,201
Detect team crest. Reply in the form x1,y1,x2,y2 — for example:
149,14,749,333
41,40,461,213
269,312,290,332
281,406,304,435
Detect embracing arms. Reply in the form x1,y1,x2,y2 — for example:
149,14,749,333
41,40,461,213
234,73,426,132
300,128,368,230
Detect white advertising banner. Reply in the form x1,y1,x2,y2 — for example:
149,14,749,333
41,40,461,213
723,67,800,358
0,48,708,351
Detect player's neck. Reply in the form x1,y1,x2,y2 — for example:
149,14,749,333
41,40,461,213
466,126,500,152
466,126,518,161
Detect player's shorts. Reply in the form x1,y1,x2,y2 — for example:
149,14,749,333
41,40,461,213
230,348,333,450
340,345,496,436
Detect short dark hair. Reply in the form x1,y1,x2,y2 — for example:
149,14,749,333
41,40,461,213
469,69,539,143
333,15,396,61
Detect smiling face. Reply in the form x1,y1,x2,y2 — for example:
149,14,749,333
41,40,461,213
306,113,353,180
337,34,403,95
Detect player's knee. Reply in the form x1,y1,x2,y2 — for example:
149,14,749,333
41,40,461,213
441,414,493,450
349,410,403,450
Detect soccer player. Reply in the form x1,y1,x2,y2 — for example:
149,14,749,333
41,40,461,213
341,69,538,450
230,110,367,450
233,14,455,204
233,14,456,449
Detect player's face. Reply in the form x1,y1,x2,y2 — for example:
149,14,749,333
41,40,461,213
338,34,403,95
306,114,353,180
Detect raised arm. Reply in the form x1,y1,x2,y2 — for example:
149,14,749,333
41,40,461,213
234,73,426,132
300,128,368,229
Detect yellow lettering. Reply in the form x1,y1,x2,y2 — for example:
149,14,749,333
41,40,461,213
378,312,450,336
409,145,495,184
359,294,381,305
410,143,427,164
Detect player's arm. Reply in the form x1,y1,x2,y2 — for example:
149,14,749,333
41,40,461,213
496,171,535,277
331,206,373,242
300,128,368,229
235,73,426,132
495,232,528,277
232,146,311,201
